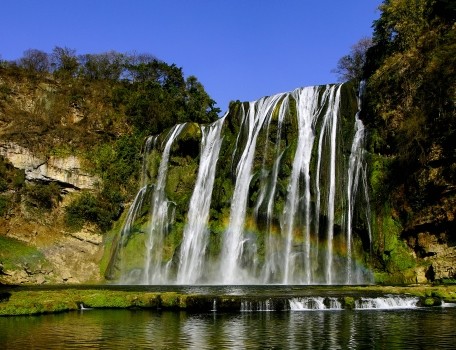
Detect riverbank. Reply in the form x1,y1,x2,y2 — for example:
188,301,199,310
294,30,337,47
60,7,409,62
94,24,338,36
1,284,455,316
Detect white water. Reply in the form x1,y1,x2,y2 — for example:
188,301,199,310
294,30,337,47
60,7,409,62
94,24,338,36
346,116,366,284
112,83,373,285
220,94,284,283
324,85,341,284
143,124,185,284
282,87,322,284
345,82,371,284
177,118,224,284
261,95,288,282
289,296,419,310
289,297,342,310
355,296,419,309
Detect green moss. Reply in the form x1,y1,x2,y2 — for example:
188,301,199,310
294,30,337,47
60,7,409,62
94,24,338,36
388,243,416,271
381,214,402,253
166,156,198,213
343,296,355,309
369,154,393,203
423,297,436,306
160,292,179,308
0,236,48,271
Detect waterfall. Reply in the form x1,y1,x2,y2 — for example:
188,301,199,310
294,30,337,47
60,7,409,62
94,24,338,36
143,124,186,284
107,135,156,281
346,81,371,284
108,83,373,285
289,297,342,310
346,114,365,284
282,87,322,284
177,118,224,284
355,296,419,309
324,85,341,284
220,94,284,283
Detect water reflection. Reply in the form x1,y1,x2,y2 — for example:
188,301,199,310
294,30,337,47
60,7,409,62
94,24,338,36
0,308,455,349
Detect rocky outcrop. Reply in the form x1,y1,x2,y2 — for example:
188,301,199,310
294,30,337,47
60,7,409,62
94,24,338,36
41,227,104,284
0,225,104,285
407,231,456,281
0,142,99,189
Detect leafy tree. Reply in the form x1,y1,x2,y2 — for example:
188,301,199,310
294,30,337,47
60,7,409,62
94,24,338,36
185,75,220,123
78,51,126,80
333,37,372,82
51,46,79,78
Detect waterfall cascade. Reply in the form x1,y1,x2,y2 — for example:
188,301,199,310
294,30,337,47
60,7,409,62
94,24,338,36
107,83,372,285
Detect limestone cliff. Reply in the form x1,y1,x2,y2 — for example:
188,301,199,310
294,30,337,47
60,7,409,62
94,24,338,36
0,142,99,189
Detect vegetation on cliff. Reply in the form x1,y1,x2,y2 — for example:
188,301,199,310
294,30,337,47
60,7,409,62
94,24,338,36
0,49,219,233
360,0,455,282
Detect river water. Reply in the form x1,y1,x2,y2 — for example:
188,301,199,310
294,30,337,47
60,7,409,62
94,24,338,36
1,303,455,349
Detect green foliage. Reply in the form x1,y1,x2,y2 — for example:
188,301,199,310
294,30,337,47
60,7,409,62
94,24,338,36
24,182,61,210
0,195,9,216
361,0,455,280
364,0,455,168
65,192,116,232
0,236,46,271
333,37,372,83
0,156,25,191
1,48,221,233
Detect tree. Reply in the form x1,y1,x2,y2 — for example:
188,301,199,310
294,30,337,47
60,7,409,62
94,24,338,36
185,76,220,124
333,37,372,82
51,46,79,78
18,49,50,72
78,51,126,80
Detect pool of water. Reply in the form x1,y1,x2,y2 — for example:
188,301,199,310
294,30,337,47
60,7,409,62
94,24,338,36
1,305,455,349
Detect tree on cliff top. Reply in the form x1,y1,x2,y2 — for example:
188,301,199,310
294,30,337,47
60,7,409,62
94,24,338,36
332,37,372,83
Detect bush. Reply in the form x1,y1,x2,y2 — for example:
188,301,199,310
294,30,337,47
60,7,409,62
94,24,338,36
24,182,61,210
65,191,119,232
0,195,9,216
0,157,25,191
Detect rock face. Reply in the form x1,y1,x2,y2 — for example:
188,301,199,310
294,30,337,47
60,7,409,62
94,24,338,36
0,141,104,285
0,223,104,285
41,228,104,284
0,142,99,189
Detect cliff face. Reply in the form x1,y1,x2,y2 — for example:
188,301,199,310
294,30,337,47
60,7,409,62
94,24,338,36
0,145,104,285
0,142,99,189
0,70,114,285
359,0,456,284
401,145,456,282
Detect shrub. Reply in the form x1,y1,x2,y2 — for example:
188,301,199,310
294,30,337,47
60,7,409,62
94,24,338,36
65,191,119,232
24,182,61,210
0,195,9,216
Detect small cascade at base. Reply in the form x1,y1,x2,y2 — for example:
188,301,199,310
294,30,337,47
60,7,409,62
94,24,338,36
236,295,420,312
289,297,342,310
354,296,420,310
241,299,275,312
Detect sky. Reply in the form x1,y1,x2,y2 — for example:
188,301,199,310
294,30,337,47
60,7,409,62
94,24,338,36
1,0,381,113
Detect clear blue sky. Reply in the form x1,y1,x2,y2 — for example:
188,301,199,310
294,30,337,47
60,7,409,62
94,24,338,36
1,0,381,113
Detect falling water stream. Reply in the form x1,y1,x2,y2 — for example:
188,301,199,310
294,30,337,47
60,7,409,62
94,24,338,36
177,118,225,284
108,83,372,285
